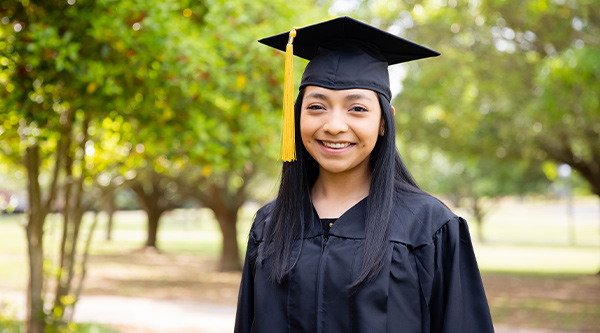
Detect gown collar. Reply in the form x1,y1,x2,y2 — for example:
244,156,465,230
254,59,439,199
304,196,368,239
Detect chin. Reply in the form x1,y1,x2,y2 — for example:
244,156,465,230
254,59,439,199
318,162,357,174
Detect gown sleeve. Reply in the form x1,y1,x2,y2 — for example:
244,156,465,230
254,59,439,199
234,231,258,333
415,217,494,333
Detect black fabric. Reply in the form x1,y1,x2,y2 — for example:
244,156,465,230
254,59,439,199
258,16,440,101
300,41,393,101
234,192,494,332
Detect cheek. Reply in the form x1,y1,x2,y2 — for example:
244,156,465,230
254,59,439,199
361,121,381,147
299,114,314,145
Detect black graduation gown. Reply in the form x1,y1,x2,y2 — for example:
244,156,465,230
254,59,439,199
234,192,494,332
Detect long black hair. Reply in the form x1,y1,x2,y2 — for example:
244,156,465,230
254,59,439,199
259,87,422,292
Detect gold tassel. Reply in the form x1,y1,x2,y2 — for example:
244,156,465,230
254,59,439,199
280,28,297,162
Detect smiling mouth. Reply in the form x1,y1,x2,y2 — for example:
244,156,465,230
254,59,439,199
319,141,354,149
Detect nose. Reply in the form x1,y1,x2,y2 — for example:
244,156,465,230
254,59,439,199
322,110,348,135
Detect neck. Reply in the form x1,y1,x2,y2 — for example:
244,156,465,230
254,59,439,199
311,162,371,217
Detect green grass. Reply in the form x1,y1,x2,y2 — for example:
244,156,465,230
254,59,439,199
459,197,600,247
0,321,120,333
1,199,599,275
0,205,257,285
456,197,600,274
475,244,599,274
0,204,256,254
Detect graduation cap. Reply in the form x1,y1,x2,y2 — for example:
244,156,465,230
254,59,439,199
259,16,439,162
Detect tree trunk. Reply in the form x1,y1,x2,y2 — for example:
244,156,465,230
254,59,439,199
67,210,100,322
129,172,171,250
25,216,45,333
23,109,69,332
475,218,485,244
597,198,600,275
54,147,73,315
212,202,241,271
145,208,162,248
472,198,486,244
105,195,115,241
179,172,252,272
24,145,46,333
52,117,89,325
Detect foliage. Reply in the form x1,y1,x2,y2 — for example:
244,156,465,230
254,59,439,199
138,0,329,269
0,301,20,332
0,319,120,333
333,0,598,203
529,46,600,195
0,0,205,330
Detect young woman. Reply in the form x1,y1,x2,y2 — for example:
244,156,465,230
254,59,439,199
235,17,494,332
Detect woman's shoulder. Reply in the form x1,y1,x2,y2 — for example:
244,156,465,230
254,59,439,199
390,189,459,247
248,200,276,242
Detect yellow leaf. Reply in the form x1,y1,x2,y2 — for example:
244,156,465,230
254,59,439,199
202,165,212,177
102,117,112,129
237,74,247,89
115,40,125,52
60,295,76,306
542,161,557,181
162,108,172,121
53,306,63,317
87,82,97,94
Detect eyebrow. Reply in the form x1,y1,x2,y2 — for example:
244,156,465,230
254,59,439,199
304,92,374,102
305,92,329,101
344,93,374,102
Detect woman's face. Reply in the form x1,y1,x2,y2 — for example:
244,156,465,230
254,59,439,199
300,86,383,175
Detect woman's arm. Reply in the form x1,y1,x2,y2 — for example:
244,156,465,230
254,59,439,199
234,235,257,333
416,217,494,332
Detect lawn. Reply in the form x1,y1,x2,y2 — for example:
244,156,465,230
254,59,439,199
0,321,119,333
0,197,599,332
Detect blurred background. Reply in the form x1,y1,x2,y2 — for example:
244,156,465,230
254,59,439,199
0,0,598,332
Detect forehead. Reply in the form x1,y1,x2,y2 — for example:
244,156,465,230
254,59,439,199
303,86,378,101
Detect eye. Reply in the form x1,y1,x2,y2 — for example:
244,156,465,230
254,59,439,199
350,106,368,112
307,105,325,110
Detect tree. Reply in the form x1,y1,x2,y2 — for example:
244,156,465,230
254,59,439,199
530,47,600,196
383,0,599,195
135,0,328,270
393,0,599,245
183,0,329,270
128,168,181,249
0,0,188,330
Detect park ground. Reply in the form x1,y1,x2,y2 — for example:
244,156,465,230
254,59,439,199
1,197,599,332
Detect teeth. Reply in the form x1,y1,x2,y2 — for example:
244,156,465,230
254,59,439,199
322,141,351,149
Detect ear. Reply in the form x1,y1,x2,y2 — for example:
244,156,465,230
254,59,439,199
379,119,385,136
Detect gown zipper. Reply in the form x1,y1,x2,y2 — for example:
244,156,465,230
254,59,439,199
315,219,332,333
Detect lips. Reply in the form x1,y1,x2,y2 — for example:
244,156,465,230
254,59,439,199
318,140,355,151
321,141,352,149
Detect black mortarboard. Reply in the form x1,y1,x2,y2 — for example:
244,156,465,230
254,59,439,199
259,16,439,161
